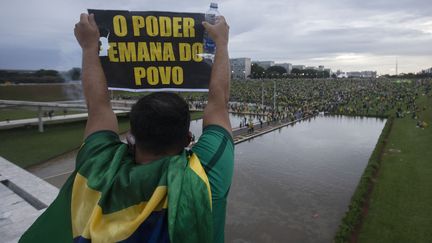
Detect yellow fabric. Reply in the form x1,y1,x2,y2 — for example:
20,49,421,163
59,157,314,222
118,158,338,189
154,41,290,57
71,173,101,238
71,173,168,241
71,153,211,241
188,153,212,209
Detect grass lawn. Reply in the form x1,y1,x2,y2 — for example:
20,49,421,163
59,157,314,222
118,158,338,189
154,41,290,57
0,117,130,168
357,94,432,242
0,83,81,101
0,107,40,121
0,111,203,168
190,111,203,120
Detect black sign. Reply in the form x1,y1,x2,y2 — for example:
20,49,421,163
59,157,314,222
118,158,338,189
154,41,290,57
88,9,212,92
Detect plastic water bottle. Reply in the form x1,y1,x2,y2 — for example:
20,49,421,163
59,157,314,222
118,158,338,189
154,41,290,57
203,3,220,58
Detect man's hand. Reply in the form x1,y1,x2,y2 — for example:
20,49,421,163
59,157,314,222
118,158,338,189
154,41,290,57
202,16,229,47
75,13,118,139
74,13,99,52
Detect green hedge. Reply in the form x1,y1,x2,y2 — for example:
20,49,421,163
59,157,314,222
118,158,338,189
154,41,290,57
334,116,394,243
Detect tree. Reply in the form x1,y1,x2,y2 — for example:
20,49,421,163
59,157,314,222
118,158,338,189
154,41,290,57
35,69,59,77
250,64,266,79
266,66,287,76
263,66,287,79
317,71,330,78
291,68,302,77
303,69,317,78
68,67,82,80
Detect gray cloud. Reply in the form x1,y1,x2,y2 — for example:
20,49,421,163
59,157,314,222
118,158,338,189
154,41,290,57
0,0,431,73
0,46,61,69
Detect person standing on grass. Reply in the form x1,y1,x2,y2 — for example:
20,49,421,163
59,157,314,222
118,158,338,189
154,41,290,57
20,13,233,243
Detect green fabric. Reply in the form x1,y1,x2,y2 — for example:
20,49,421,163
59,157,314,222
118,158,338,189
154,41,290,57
76,132,170,214
75,126,235,242
20,130,214,243
167,152,212,243
19,173,75,242
192,125,235,243
78,131,213,242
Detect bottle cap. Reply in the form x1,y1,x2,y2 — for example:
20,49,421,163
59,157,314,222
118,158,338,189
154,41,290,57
210,2,218,8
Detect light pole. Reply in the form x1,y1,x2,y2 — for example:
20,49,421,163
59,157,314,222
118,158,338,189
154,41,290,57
273,80,276,112
38,106,44,132
261,79,264,111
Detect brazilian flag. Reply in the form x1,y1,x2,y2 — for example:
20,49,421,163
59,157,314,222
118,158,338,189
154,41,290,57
20,131,213,243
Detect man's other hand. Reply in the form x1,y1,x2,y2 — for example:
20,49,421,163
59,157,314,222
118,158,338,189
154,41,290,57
74,13,100,51
202,16,229,47
201,16,232,135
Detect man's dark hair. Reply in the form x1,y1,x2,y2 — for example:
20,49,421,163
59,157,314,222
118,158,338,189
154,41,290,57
130,92,191,155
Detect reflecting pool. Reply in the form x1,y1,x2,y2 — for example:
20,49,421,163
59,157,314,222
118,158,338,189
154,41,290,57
225,115,386,243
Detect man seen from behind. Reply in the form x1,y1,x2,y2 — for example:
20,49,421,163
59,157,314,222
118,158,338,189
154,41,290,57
20,13,233,243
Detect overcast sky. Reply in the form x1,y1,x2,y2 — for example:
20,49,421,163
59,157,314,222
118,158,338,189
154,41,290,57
0,0,431,74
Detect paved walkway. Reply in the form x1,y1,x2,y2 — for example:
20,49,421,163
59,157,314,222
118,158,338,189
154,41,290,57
0,157,58,243
232,117,307,144
0,111,128,130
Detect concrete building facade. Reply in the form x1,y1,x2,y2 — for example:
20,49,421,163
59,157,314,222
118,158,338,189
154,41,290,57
230,58,252,79
346,71,377,78
292,65,305,70
422,67,432,74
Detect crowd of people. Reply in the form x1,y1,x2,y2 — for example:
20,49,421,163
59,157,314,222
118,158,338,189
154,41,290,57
118,78,431,129
227,78,431,127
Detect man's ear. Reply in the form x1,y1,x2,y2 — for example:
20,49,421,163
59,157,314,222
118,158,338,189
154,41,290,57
126,131,136,155
126,131,135,145
185,131,192,146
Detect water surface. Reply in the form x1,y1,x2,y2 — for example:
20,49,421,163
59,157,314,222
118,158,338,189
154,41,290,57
225,115,386,243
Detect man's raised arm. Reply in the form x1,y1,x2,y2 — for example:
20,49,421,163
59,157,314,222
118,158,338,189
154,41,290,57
202,16,232,135
74,13,118,139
